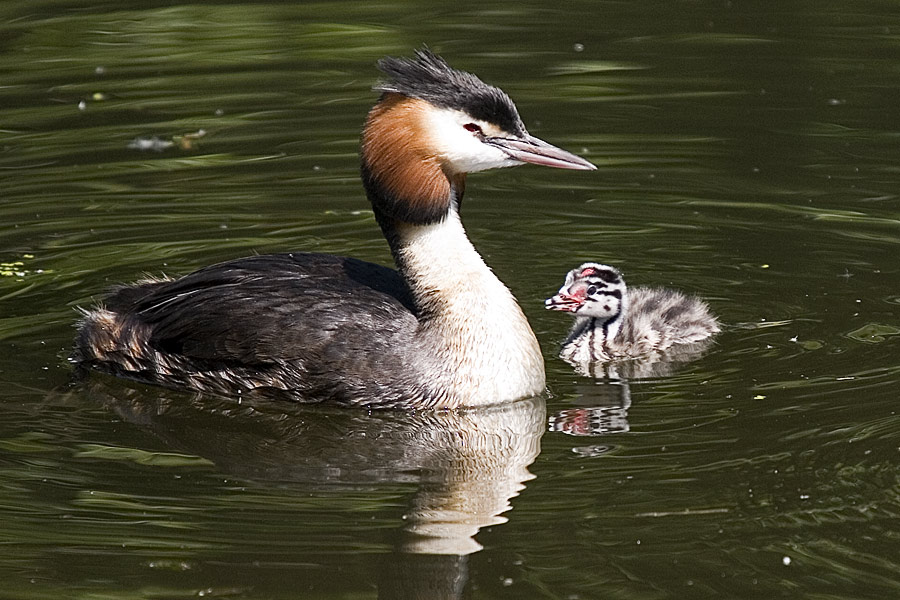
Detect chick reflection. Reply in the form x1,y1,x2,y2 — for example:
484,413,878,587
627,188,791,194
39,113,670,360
550,380,632,437
85,381,544,560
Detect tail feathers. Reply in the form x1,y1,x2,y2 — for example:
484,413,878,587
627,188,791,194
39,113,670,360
72,308,156,372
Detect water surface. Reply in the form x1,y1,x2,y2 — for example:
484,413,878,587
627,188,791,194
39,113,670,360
2,1,899,598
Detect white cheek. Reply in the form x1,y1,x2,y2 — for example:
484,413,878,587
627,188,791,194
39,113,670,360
445,139,515,173
607,298,622,315
422,108,517,173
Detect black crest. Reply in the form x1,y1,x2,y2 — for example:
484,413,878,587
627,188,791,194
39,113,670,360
375,48,525,135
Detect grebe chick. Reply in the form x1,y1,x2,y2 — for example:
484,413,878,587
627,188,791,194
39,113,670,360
545,263,719,367
73,49,596,409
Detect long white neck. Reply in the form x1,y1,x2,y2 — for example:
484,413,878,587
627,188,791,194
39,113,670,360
394,207,545,407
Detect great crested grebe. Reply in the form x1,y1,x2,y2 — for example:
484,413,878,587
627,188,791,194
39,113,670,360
73,49,596,409
545,263,719,366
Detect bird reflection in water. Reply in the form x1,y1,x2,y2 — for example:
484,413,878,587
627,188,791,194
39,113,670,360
548,380,632,459
549,379,632,438
81,379,545,599
546,346,713,451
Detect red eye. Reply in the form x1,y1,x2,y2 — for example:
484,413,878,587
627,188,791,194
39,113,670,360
463,123,483,135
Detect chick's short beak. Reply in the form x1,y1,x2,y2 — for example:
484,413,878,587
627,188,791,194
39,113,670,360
545,292,584,312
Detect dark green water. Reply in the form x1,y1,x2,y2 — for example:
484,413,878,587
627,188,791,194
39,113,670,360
2,1,899,598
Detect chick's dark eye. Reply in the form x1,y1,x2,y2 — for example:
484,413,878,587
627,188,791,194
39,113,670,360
587,285,598,295
463,123,483,135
